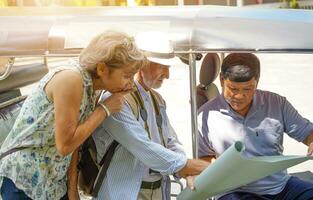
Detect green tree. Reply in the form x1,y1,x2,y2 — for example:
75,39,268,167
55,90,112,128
281,0,299,9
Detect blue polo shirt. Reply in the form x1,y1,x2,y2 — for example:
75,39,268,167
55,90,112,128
198,89,313,196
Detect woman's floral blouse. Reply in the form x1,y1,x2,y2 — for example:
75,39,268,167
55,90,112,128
0,62,96,200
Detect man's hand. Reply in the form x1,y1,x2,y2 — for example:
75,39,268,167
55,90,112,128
307,142,313,156
185,175,197,190
304,132,313,156
177,159,211,191
177,159,209,178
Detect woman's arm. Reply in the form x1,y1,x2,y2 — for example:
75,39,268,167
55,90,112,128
67,149,80,200
46,70,127,156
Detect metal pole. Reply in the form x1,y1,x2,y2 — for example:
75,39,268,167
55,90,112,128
189,52,198,159
220,52,225,61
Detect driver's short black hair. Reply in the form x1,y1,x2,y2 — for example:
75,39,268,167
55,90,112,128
221,53,260,82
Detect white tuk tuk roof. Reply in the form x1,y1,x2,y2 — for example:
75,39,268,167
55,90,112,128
1,6,313,57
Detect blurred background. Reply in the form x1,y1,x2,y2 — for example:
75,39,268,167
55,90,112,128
0,0,312,9
1,0,313,198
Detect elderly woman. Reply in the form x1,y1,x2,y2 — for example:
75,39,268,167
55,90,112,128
0,31,146,200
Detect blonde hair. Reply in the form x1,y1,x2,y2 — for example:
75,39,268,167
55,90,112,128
79,31,146,73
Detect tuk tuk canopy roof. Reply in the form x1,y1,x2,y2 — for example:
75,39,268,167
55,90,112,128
1,6,313,57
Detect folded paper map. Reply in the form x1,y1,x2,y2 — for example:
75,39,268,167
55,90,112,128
177,141,313,200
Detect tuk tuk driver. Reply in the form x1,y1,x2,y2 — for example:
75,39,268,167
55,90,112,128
198,53,313,200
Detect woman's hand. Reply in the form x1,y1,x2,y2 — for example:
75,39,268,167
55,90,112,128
67,150,79,200
101,90,132,114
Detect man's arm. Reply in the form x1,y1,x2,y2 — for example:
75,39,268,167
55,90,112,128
282,97,313,143
101,105,210,177
303,132,313,156
100,102,188,175
280,97,313,156
162,112,186,155
200,155,216,163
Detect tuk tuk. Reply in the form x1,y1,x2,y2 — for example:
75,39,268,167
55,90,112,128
1,5,313,199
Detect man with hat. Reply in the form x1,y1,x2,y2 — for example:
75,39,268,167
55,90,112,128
92,33,209,200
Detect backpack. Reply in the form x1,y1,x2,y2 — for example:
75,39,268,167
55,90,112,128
77,87,166,197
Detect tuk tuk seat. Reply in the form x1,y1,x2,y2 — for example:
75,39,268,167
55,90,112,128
197,53,221,110
0,63,48,93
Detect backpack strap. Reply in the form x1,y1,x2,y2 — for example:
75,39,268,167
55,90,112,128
92,140,119,197
124,89,148,124
0,147,28,160
125,86,151,139
124,86,166,147
149,89,166,147
0,96,28,160
124,93,140,120
150,89,166,108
